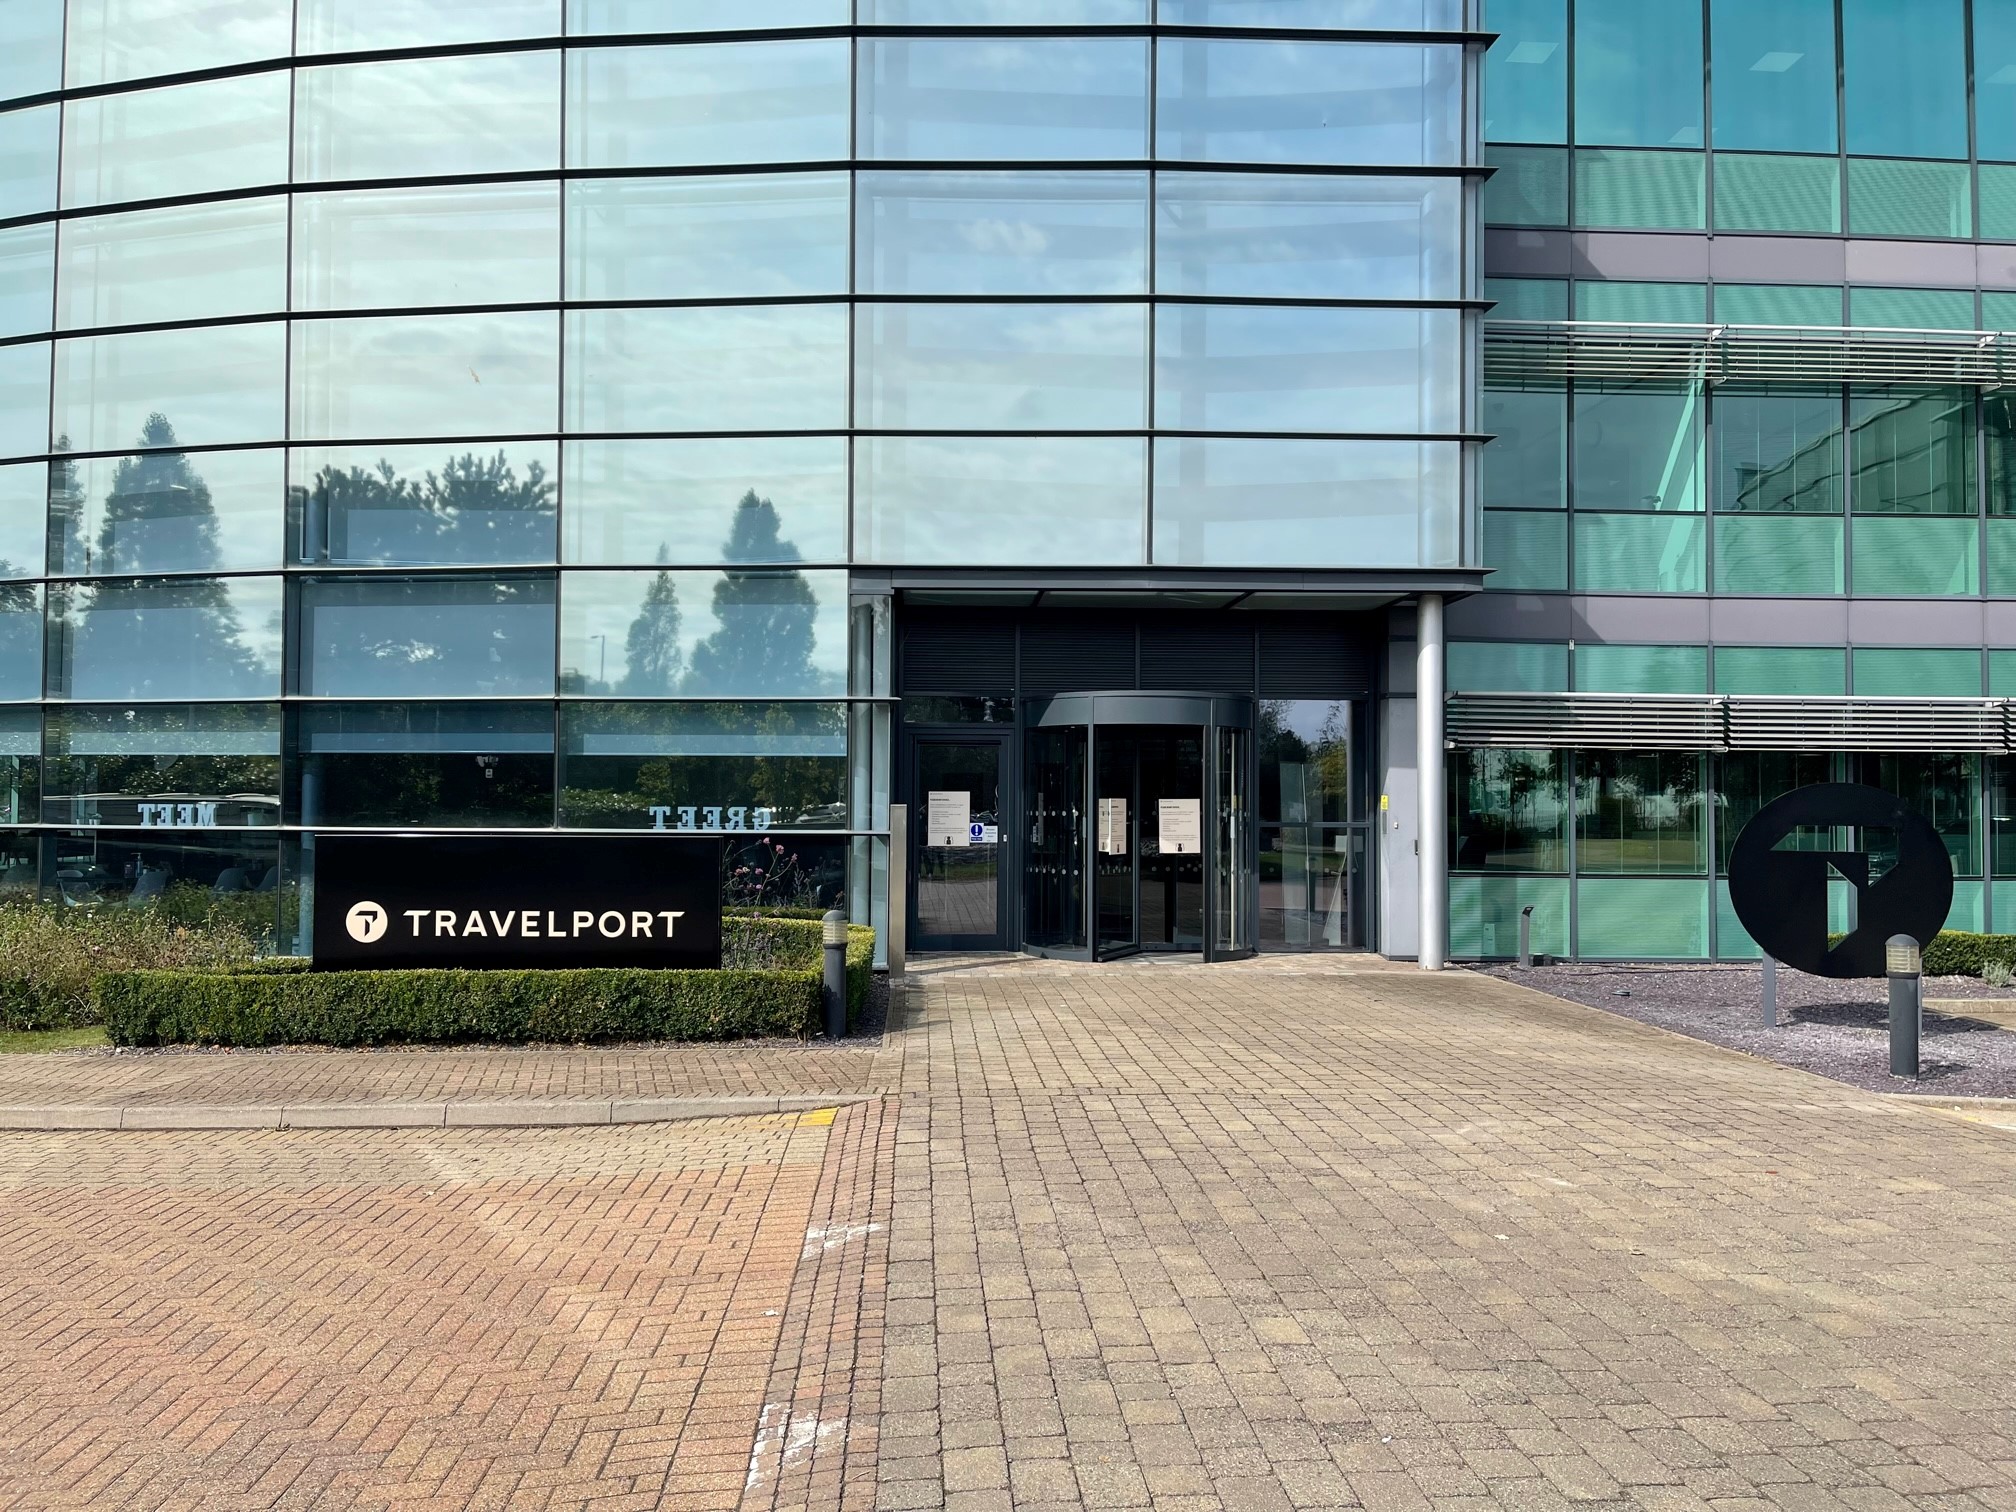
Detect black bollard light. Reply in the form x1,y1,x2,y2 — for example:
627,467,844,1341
822,908,848,1040
1886,934,1920,1079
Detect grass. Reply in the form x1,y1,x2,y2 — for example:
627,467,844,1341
0,1025,108,1054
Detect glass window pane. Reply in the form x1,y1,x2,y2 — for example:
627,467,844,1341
1846,159,1972,238
563,438,847,566
0,0,63,103
863,38,1148,161
0,711,43,827
568,41,850,169
1853,646,1981,698
1713,652,1843,698
1162,0,1463,24
861,304,1146,431
44,703,279,829
295,52,560,182
1850,516,1978,595
1257,700,1351,824
1843,0,1968,159
1573,384,1704,511
857,436,1145,565
1452,875,1567,956
1713,387,1841,512
1712,513,1843,594
1714,283,1843,326
1709,0,1836,153
1852,286,1977,331
0,222,53,340
290,443,557,567
1158,39,1461,166
1575,149,1704,227
1572,513,1705,592
1482,384,1566,508
1481,509,1566,589
291,312,559,443
1574,643,1707,694
1713,153,1841,234
1575,280,1706,324
51,576,281,699
1575,751,1706,874
567,175,847,302
295,702,554,830
1155,305,1459,434
559,701,847,832
569,0,846,29
1853,754,1979,876
54,323,284,453
52,443,281,575
297,575,557,697
1991,392,2016,515
1850,388,1976,514
1981,0,2016,162
58,197,286,330
1155,173,1459,300
298,0,559,51
1573,0,1702,146
0,343,49,459
1448,641,1569,691
0,585,39,698
64,0,290,88
559,568,848,697
1153,437,1459,567
859,172,1146,296
867,0,1144,17
0,104,58,219
293,183,557,312
566,305,847,434
1450,749,1567,871
61,74,288,210
1486,276,1568,321
1483,0,1567,144
0,462,44,578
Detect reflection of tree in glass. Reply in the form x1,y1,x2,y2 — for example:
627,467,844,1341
305,448,554,564
620,545,682,696
557,702,847,830
48,438,83,574
98,414,223,574
685,492,817,697
54,705,279,825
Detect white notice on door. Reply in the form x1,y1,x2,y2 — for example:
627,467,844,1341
926,790,971,847
1097,797,1128,855
1159,798,1202,855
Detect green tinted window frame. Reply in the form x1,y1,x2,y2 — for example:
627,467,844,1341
1711,646,1846,696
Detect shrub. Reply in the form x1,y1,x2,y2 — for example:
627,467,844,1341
0,902,259,1030
99,926,875,1048
1920,930,2016,979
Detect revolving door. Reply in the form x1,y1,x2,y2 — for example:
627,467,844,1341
1022,693,1255,961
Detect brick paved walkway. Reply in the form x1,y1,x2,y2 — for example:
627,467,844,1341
2,959,2015,1510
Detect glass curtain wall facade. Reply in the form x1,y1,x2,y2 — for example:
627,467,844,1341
0,2,1480,955
1460,0,2016,960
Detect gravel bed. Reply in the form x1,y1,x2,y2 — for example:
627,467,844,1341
1476,961,2016,1098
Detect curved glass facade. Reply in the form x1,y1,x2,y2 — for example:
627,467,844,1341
0,3,1481,948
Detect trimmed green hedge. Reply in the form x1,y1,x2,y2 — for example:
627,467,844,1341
1921,931,2016,978
100,924,875,1048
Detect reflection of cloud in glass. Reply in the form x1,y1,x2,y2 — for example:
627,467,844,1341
860,303,1146,430
566,305,846,433
54,323,285,452
65,0,291,88
295,52,560,182
291,311,559,442
564,437,848,566
561,568,849,698
61,74,289,209
859,172,1148,295
299,0,556,53
567,174,848,302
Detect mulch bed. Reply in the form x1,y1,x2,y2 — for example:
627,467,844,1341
1474,960,2016,1099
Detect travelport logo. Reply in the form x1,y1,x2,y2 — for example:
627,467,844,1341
345,901,389,943
342,901,688,943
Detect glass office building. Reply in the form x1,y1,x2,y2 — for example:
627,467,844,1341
0,1,1482,961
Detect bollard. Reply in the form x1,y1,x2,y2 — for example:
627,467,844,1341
1761,953,1777,1028
1516,904,1534,970
1887,934,1920,1078
822,908,848,1040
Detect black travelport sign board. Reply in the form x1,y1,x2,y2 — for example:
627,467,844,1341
312,835,724,970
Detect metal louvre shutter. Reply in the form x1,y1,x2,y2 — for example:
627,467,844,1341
1020,620,1136,693
1140,623,1255,691
1257,623,1375,699
900,620,1016,693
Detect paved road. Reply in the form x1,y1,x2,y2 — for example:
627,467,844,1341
0,960,2012,1510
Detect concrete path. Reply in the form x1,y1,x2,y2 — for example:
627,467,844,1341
0,960,2011,1510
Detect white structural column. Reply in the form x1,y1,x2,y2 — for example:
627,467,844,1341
1415,593,1447,970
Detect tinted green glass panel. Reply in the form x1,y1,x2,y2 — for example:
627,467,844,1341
1992,650,2016,696
1849,517,1979,595
1573,513,1704,592
1990,394,2016,514
1574,385,1703,511
1846,158,1972,238
1843,0,1968,159
1484,276,1567,321
1712,514,1843,594
1711,646,1845,695
1850,287,1977,331
1850,388,1976,514
1710,0,1837,153
1482,385,1564,508
1712,153,1840,233
1986,518,2016,594
1713,387,1841,512
1447,640,1568,692
1979,165,2016,240
1982,0,2016,161
1450,875,1567,957
1715,752,1843,872
1576,751,1707,877
1575,149,1704,229
1713,880,1758,959
1988,294,2016,333
1483,0,1566,144
1851,752,1980,876
1947,879,1985,932
1574,0,1702,148
1450,748,1568,872
1481,510,1566,590
1482,145,1567,225
1574,281,1706,324
1713,284,1842,327
1577,881,1709,955
1853,647,1981,697
1998,882,2016,931
1574,643,1706,694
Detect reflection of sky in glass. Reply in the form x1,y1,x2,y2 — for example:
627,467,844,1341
0,0,61,102
563,438,848,566
567,306,848,434
295,183,560,310
64,575,284,700
863,0,1145,19
568,41,850,169
60,446,284,575
859,172,1148,295
55,323,286,452
295,52,560,181
569,0,844,32
291,312,559,442
567,175,848,301
299,0,559,52
62,75,287,210
59,197,287,329
0,223,53,340
862,39,1150,160
0,342,48,458
0,105,58,219
861,304,1147,430
560,570,849,696
857,436,1146,565
65,0,290,87
0,464,46,579
298,577,556,698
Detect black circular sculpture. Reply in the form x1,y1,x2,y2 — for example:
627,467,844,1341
1727,782,1953,978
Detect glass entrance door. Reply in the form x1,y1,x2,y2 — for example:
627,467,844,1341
912,736,1007,950
1025,724,1087,951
